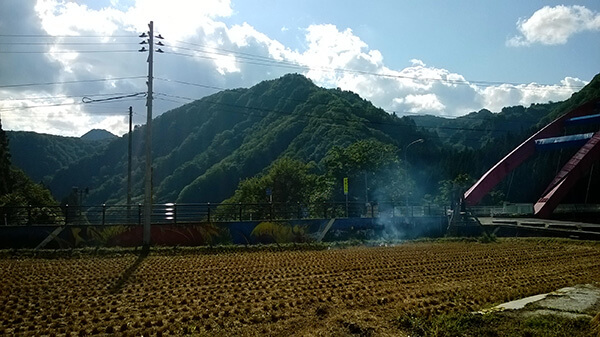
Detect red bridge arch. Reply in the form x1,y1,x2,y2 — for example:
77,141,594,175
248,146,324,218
464,99,600,218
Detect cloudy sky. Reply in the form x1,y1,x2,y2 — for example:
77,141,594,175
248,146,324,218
0,0,599,137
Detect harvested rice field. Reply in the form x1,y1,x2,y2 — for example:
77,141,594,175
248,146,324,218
2,238,600,336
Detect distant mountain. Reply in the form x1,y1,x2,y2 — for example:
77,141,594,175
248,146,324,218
410,103,559,150
7,131,107,183
80,129,117,141
410,73,600,151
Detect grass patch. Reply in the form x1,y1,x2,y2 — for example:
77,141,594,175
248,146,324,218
397,311,593,337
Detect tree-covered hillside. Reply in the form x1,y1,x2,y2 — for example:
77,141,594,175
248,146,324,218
7,131,109,183
0,119,58,224
410,103,560,150
47,74,440,205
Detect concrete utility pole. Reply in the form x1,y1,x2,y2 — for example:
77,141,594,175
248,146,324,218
127,106,132,224
143,21,154,247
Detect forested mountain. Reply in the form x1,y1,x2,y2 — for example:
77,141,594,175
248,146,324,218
80,129,117,142
47,74,439,205
0,119,57,219
410,103,560,150
8,72,600,207
7,131,108,182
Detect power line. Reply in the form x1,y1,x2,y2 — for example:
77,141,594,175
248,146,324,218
0,42,140,46
0,91,144,102
0,50,139,54
0,33,586,91
170,38,587,90
0,34,136,38
0,97,146,112
82,92,146,103
0,76,145,89
154,77,230,91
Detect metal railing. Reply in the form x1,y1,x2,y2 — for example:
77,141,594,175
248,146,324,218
0,202,450,226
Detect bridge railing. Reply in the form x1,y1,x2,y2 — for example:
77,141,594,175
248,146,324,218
0,202,450,226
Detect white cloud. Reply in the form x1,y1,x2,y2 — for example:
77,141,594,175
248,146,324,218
508,5,600,46
395,94,445,113
480,77,587,112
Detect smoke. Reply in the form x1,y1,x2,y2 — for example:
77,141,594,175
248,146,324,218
374,205,448,240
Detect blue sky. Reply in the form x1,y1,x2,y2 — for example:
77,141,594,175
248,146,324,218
0,0,599,136
227,0,599,84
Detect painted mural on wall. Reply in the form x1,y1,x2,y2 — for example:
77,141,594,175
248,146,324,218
0,217,446,248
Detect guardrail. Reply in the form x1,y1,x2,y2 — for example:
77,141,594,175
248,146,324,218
0,202,451,226
467,203,600,217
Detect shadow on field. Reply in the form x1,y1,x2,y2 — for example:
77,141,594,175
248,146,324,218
108,247,149,294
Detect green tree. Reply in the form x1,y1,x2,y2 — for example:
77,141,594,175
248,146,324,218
434,173,475,206
228,157,318,204
0,118,11,195
219,157,319,219
321,139,412,202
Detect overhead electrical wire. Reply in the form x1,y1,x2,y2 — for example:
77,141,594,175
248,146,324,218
0,96,146,113
0,34,137,38
0,50,140,54
0,33,586,90
0,91,145,102
82,92,146,103
169,39,586,90
0,76,145,89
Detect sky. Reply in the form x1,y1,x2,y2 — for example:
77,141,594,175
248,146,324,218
0,0,599,137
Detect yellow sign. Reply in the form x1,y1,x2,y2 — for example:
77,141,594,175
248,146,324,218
343,177,348,195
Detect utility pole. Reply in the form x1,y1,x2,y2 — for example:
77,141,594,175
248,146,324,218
127,106,133,224
143,21,154,248
138,22,163,247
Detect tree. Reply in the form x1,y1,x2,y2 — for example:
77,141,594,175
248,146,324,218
434,173,475,206
0,117,11,195
321,139,412,202
218,157,319,219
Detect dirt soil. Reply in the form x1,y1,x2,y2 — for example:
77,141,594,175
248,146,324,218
2,238,600,336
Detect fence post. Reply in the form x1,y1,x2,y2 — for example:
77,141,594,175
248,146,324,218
65,204,69,224
102,204,106,226
269,202,273,220
173,203,177,224
239,202,242,221
138,203,142,225
207,203,211,223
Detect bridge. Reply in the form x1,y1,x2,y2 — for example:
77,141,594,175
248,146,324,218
464,98,600,219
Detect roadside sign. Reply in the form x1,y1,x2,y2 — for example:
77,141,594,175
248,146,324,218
343,177,348,195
